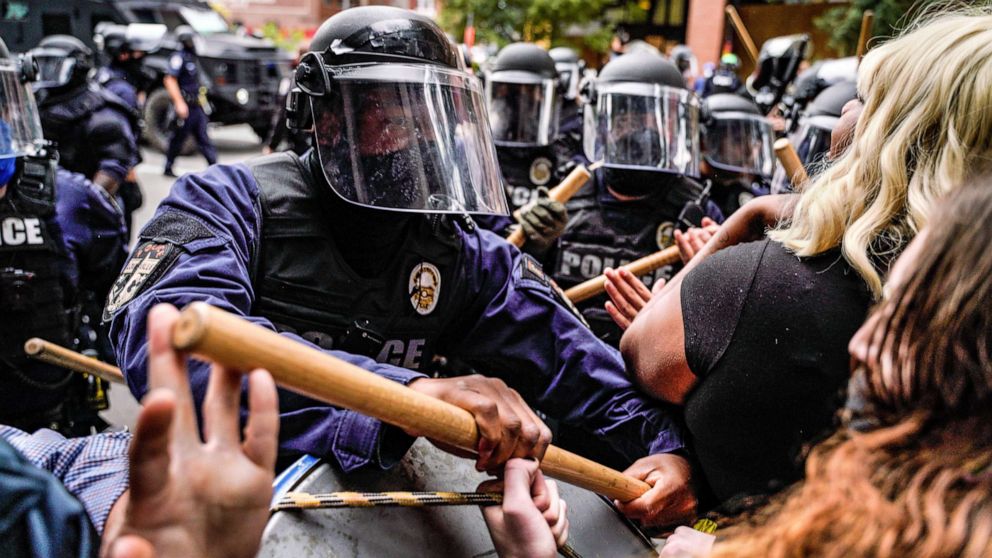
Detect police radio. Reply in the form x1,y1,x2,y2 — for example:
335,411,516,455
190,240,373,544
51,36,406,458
11,139,58,217
677,179,714,230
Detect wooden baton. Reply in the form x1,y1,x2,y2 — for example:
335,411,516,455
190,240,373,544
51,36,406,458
564,245,681,304
856,10,875,62
506,163,596,248
171,302,651,502
24,338,126,384
773,138,809,188
725,5,759,64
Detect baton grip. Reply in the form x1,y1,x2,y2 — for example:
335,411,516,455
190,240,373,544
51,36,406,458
172,302,651,502
774,138,809,188
507,164,592,248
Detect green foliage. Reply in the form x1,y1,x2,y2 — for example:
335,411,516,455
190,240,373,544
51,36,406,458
814,0,942,56
259,21,307,53
439,0,632,51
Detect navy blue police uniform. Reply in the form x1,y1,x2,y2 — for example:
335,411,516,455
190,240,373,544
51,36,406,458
164,49,217,171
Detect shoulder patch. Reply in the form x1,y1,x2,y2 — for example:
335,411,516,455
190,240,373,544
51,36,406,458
102,241,180,321
409,262,441,316
169,54,183,71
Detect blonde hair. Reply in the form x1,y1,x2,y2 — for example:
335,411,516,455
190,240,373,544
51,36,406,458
769,6,992,297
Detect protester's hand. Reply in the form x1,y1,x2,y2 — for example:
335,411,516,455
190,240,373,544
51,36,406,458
614,453,697,527
604,267,655,330
674,218,719,264
104,304,279,558
659,526,716,558
408,375,552,472
478,458,568,558
518,187,568,255
175,100,189,121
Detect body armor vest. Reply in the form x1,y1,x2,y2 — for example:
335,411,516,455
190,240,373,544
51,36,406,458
0,176,74,419
496,145,560,212
38,85,139,179
552,174,700,345
248,153,465,373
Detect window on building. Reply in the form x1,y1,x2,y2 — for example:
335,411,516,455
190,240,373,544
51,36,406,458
42,12,71,35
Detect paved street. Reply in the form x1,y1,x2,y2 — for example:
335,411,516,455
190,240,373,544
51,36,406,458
102,124,264,429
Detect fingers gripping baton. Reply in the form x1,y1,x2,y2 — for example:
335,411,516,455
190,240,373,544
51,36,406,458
171,302,651,502
564,246,681,304
506,162,600,248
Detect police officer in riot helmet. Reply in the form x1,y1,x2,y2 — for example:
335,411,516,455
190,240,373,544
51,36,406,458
29,35,140,198
700,93,774,215
771,80,857,194
548,46,585,155
95,23,165,235
700,53,742,98
163,25,217,177
548,51,710,347
0,38,127,434
481,43,568,256
108,7,693,519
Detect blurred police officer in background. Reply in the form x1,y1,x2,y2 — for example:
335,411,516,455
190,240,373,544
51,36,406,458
480,43,569,257
0,38,127,435
548,51,711,347
29,35,139,199
771,80,857,194
699,53,742,98
700,93,774,215
94,23,166,234
548,46,586,166
162,25,217,177
107,7,694,518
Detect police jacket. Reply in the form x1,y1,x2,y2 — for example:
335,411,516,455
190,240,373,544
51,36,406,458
549,171,703,346
107,152,684,472
38,84,140,185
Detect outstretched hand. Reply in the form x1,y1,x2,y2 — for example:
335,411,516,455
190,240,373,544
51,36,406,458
478,458,569,558
103,304,279,558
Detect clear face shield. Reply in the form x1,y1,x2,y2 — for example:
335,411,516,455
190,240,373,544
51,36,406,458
770,114,837,194
31,48,80,90
485,72,559,147
310,63,509,215
584,82,701,178
703,112,774,178
0,61,44,160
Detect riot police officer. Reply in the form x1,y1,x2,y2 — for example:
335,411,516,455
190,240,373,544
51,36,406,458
29,35,139,197
0,38,128,434
94,23,164,234
478,43,569,256
548,46,586,165
771,80,856,194
163,25,217,177
549,51,708,347
108,7,692,518
700,93,774,215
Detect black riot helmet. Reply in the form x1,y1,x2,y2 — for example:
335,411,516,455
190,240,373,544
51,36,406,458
770,80,857,194
746,34,809,113
485,43,559,147
582,51,701,197
94,23,131,60
549,46,583,101
291,6,507,215
701,93,773,179
28,35,93,95
791,56,857,109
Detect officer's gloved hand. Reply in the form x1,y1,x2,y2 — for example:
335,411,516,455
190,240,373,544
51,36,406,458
517,187,568,256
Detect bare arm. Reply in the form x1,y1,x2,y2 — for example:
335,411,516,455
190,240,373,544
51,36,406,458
163,76,189,120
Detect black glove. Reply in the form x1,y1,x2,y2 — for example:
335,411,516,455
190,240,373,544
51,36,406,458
517,187,568,256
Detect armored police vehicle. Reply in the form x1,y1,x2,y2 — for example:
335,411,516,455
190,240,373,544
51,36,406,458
0,0,292,150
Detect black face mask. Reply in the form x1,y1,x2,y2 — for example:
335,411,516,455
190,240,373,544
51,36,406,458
604,167,683,198
182,41,197,55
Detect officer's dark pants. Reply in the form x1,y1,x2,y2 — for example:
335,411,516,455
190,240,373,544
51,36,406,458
165,104,217,170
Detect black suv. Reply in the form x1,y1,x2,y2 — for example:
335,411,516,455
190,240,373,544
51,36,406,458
1,0,292,150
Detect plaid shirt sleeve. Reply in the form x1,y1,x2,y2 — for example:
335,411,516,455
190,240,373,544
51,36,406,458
0,425,131,534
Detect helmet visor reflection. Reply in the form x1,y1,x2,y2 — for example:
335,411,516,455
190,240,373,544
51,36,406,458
311,63,508,215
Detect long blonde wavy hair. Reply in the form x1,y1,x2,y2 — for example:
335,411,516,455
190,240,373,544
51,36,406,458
712,170,992,557
768,5,992,297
